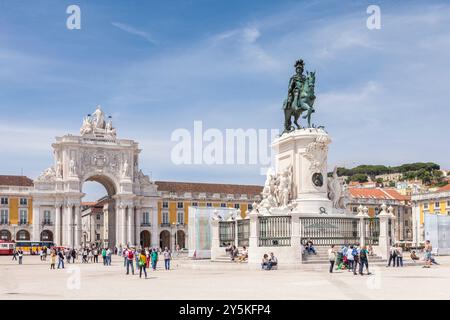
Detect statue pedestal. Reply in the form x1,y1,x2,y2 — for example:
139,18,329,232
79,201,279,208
271,128,332,216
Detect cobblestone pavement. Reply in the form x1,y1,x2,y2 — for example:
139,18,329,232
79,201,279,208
1,256,449,299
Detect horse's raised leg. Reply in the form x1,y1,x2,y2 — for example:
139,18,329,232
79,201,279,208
293,111,302,129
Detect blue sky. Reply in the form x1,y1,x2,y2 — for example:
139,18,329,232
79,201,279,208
1,0,450,199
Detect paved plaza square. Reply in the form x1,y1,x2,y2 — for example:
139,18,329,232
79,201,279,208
1,255,449,300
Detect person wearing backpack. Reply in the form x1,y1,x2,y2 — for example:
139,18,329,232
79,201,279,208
139,250,148,279
327,245,337,273
126,248,135,275
359,245,371,275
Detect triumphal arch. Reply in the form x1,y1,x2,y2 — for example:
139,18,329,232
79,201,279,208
32,106,159,249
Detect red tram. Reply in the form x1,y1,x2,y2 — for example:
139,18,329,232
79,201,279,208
0,240,15,255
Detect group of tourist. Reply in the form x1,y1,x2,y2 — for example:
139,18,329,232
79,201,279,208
328,244,371,275
387,243,405,267
225,244,248,262
261,252,278,270
120,246,172,278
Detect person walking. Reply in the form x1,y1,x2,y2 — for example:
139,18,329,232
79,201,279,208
123,247,128,267
346,245,354,271
151,248,158,271
106,248,112,266
71,248,76,263
12,249,17,261
423,240,433,268
352,246,360,275
93,248,99,263
396,244,403,267
126,248,135,275
328,245,337,273
102,248,107,265
50,250,56,270
134,249,140,270
359,245,371,275
139,250,148,279
57,249,65,269
145,248,151,268
18,249,23,265
163,247,172,270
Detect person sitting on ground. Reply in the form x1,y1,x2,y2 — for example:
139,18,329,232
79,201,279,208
306,240,316,255
268,252,278,269
230,245,239,261
410,250,420,262
238,246,248,262
261,254,270,270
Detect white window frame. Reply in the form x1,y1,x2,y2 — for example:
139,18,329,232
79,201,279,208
19,198,28,206
142,211,150,224
0,197,8,205
162,201,169,209
177,211,184,225
0,209,8,224
206,202,212,207
19,209,28,224
162,211,169,224
177,202,184,209
220,203,227,208
234,203,240,209
423,203,429,209
43,210,51,224
191,202,198,207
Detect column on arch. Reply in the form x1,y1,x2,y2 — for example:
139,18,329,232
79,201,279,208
127,205,135,246
74,205,81,248
54,204,62,245
32,203,41,242
151,207,159,248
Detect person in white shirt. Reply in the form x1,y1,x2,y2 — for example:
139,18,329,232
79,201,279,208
346,245,355,271
328,245,337,273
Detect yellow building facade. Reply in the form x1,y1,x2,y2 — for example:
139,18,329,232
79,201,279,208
0,176,34,241
411,184,450,245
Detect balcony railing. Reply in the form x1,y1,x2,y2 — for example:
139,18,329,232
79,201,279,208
42,221,53,226
141,222,152,227
18,221,28,226
0,221,9,225
160,223,171,227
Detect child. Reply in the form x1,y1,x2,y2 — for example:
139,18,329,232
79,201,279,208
50,251,56,269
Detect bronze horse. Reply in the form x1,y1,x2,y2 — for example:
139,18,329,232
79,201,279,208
283,71,316,132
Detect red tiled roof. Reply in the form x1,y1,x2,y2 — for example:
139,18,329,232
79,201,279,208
155,181,263,197
349,187,409,201
0,175,34,187
438,183,450,192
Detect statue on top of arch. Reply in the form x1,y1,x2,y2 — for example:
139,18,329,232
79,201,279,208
80,105,116,138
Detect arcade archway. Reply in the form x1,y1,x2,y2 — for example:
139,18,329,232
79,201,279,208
176,230,186,249
17,230,30,240
140,230,151,248
0,230,11,241
160,230,171,250
40,230,53,241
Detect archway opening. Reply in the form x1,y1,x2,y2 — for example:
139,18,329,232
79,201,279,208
81,176,116,249
176,230,186,249
0,229,11,241
17,230,30,240
40,230,53,241
140,230,151,248
160,230,171,250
